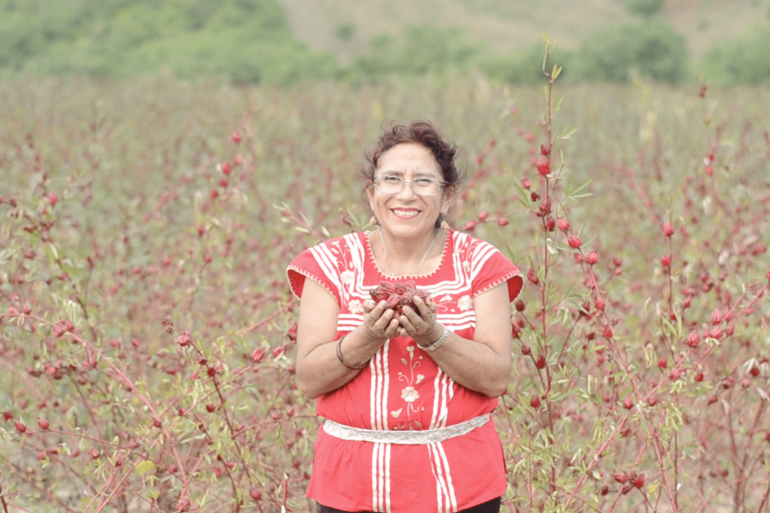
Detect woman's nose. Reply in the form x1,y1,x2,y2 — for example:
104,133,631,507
396,180,418,199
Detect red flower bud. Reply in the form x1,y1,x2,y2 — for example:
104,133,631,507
251,347,265,363
647,396,658,407
684,295,692,308
663,221,674,237
176,333,191,347
250,488,262,501
530,395,541,408
540,144,551,156
527,268,539,285
477,211,489,222
206,404,216,413
521,177,531,190
497,217,509,227
603,325,613,338
586,250,598,265
273,346,285,358
686,331,699,348
670,368,682,380
530,191,539,201
711,308,723,325
658,356,668,369
710,327,723,339
521,345,531,355
14,421,27,434
695,372,704,382
556,218,570,232
514,300,525,312
614,473,628,484
623,396,634,409
38,418,49,430
568,235,582,249
49,192,58,206
221,162,232,175
595,298,605,311
464,220,476,232
633,474,645,489
660,255,671,267
232,131,242,144
545,217,555,231
536,156,550,176
535,355,546,369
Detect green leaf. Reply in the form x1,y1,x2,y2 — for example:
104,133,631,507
135,460,155,475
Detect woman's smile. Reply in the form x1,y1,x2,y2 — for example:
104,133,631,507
391,208,420,219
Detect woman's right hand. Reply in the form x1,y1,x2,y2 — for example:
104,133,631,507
360,299,401,344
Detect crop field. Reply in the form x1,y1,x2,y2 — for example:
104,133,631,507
1,72,769,512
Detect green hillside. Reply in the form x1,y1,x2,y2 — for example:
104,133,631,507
2,0,770,84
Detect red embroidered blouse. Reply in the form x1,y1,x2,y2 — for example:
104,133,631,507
287,230,523,512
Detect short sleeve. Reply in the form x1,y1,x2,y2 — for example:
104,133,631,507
286,246,341,305
470,243,523,303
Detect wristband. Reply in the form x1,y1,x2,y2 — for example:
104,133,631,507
417,325,450,352
336,335,369,370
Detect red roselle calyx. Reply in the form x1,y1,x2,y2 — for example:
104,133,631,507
614,473,628,484
536,156,550,176
369,281,433,320
568,235,582,249
14,421,27,434
540,144,551,156
37,418,49,430
711,308,723,325
557,218,570,232
497,217,509,227
687,331,699,348
663,221,674,237
521,177,531,190
477,211,489,221
660,255,671,267
232,131,241,143
527,268,539,285
530,395,541,408
586,250,598,265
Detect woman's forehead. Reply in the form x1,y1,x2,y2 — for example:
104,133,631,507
376,143,440,174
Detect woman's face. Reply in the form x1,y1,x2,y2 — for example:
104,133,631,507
367,143,454,239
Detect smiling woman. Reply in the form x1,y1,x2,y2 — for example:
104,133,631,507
286,120,523,513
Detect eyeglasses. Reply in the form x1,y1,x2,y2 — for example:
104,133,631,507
373,176,447,196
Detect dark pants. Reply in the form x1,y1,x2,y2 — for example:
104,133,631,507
317,496,502,513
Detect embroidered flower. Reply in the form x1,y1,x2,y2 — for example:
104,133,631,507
341,270,354,285
440,294,453,302
458,295,472,311
401,386,419,403
416,374,425,384
348,299,364,314
463,261,471,273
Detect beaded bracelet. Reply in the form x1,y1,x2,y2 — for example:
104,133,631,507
336,335,369,370
417,325,450,352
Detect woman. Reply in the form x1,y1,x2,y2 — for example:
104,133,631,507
287,120,523,513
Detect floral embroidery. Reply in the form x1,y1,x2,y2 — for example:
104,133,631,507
457,295,472,311
440,294,453,302
401,387,419,403
348,299,364,314
463,260,471,273
395,344,423,430
341,270,354,285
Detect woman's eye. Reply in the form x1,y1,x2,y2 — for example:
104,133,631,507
414,179,433,186
383,176,402,183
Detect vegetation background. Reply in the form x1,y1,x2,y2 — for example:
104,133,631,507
2,0,770,85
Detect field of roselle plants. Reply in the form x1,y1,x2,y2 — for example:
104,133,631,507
2,61,770,512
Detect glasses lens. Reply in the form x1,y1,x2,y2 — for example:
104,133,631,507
377,177,403,194
412,178,440,196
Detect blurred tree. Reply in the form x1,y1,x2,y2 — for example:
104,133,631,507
700,29,770,85
480,42,574,84
624,0,665,17
575,20,687,83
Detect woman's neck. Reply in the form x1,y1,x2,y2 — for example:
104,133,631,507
376,228,444,277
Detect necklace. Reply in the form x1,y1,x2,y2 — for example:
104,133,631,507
378,228,440,278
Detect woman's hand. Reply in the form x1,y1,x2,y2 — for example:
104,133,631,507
361,299,401,344
397,296,441,345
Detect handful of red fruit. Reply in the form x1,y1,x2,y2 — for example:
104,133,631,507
369,281,433,321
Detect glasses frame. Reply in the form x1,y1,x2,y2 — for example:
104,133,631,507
372,176,448,197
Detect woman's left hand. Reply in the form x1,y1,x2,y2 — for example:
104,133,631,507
398,296,441,344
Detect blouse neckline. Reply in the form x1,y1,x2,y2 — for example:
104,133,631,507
363,229,453,280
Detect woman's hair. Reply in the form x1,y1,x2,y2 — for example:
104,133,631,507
359,120,466,228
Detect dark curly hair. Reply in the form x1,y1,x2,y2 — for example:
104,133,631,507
359,120,466,229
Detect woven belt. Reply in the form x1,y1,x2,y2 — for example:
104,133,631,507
322,413,491,445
